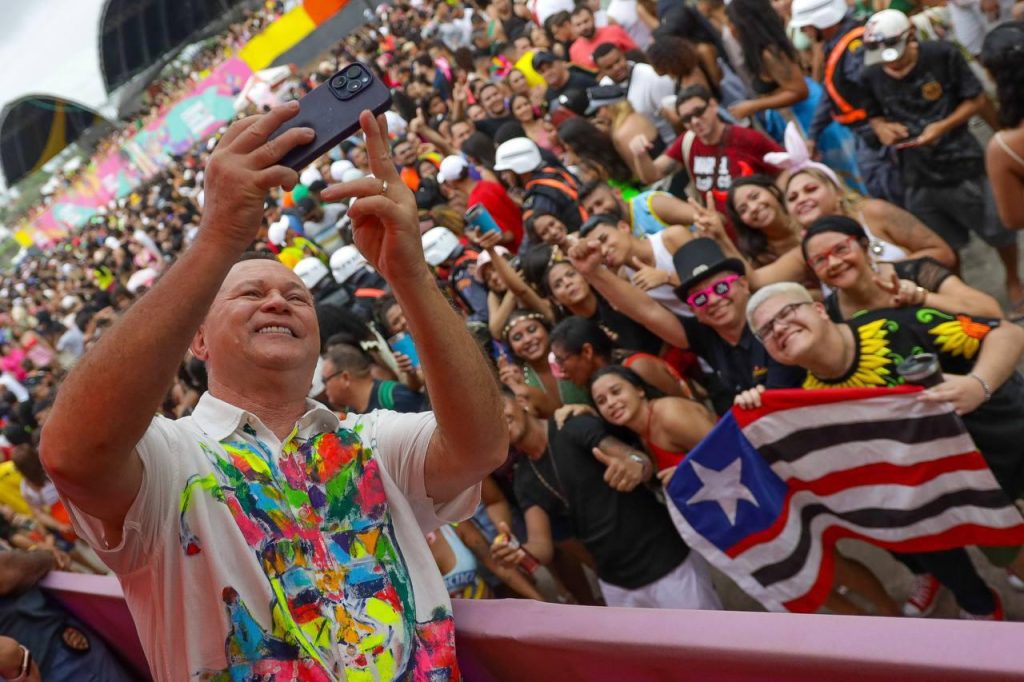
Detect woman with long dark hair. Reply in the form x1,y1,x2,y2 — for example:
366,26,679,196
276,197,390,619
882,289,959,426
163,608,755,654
725,175,802,267
589,366,714,482
982,22,1024,230
722,0,807,122
509,93,562,154
724,0,864,190
557,116,636,185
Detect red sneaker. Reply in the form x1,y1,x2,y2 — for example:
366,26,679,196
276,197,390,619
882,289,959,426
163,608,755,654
902,574,942,617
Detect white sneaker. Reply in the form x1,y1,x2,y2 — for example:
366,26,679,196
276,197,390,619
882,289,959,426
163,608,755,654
902,574,942,617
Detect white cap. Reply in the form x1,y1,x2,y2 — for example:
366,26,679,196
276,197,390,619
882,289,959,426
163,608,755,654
329,245,368,283
474,246,510,282
267,218,290,246
61,294,79,310
438,156,469,183
789,0,847,29
300,166,323,187
421,227,461,266
493,137,543,174
294,257,330,289
104,236,121,250
330,159,355,181
864,10,912,66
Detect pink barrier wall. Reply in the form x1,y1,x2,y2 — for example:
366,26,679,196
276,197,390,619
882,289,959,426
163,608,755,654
452,599,1024,682
41,573,1024,681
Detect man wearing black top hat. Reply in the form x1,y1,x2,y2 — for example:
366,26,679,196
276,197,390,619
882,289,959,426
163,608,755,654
570,236,805,412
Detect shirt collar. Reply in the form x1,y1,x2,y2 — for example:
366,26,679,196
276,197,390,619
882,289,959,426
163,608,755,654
191,392,341,441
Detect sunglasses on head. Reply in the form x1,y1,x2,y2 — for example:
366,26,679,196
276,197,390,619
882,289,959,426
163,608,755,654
679,103,709,125
686,273,741,309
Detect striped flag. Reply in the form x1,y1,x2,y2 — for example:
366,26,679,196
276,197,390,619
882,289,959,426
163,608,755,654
666,386,1024,613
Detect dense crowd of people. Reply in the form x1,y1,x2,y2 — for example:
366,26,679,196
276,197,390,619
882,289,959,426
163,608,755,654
3,0,1024,675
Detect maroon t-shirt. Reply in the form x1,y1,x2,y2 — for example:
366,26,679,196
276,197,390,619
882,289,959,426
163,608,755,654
666,125,782,216
468,180,524,252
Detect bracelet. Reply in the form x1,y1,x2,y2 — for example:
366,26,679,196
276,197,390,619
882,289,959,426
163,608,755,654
915,286,926,305
5,645,31,682
968,372,992,402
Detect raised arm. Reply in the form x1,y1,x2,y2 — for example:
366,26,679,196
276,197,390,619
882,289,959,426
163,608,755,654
920,321,1024,415
40,104,311,538
474,229,554,321
569,240,689,348
322,112,508,504
861,199,956,268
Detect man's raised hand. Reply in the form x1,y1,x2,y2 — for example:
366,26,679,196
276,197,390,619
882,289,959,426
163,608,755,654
200,102,311,251
321,111,426,286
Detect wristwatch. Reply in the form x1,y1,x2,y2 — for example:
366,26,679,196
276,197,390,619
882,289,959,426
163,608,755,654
628,452,651,477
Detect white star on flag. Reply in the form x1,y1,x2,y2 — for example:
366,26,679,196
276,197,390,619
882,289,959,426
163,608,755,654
686,458,759,525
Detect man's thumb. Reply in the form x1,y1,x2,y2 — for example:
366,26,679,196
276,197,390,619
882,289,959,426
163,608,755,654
592,446,612,464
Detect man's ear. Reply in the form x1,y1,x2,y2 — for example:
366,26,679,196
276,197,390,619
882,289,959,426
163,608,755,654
190,326,209,361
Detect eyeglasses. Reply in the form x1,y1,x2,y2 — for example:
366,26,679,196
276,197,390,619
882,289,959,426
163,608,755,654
755,301,811,342
322,370,345,383
806,236,857,271
679,103,709,125
687,274,741,309
551,349,575,367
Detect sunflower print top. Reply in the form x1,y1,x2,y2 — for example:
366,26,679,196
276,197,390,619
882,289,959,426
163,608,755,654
804,307,995,390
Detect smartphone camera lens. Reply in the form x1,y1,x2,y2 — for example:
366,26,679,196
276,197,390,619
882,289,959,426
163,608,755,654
346,66,362,79
347,81,361,92
360,74,371,84
332,76,348,90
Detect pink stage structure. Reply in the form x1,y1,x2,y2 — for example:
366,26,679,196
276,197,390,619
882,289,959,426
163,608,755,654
41,572,1023,681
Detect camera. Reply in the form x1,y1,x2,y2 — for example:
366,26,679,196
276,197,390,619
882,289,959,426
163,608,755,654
329,64,373,101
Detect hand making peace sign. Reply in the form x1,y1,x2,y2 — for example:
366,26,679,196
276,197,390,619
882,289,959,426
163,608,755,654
321,111,427,286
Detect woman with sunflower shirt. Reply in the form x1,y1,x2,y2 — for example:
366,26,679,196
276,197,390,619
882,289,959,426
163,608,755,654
742,282,1024,619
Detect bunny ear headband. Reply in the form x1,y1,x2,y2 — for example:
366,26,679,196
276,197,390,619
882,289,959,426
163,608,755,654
763,122,842,190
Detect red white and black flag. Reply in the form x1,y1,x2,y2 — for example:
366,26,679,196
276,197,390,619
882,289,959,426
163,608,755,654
666,386,1024,612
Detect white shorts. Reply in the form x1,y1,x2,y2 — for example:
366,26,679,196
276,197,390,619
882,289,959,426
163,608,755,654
598,551,722,610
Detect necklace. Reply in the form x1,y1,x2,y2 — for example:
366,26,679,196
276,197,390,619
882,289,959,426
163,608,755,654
527,449,569,509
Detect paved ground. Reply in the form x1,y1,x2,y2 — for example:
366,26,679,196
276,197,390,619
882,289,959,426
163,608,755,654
715,228,1024,620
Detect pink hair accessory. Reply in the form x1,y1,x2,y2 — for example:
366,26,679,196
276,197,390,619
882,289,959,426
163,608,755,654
763,122,843,189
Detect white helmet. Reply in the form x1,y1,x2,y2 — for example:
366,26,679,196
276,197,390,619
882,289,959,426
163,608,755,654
330,159,355,181
790,0,846,29
421,227,461,266
329,245,368,283
294,257,330,289
299,166,323,187
340,167,366,183
493,137,543,174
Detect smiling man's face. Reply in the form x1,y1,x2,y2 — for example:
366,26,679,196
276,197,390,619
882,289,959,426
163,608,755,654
192,259,320,382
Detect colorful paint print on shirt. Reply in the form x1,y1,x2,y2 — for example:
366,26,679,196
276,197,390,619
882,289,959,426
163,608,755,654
179,424,459,681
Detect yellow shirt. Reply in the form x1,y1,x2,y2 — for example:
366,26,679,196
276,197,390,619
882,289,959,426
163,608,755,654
0,461,29,515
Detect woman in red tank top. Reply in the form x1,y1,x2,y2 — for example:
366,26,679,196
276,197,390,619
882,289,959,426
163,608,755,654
589,366,716,484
